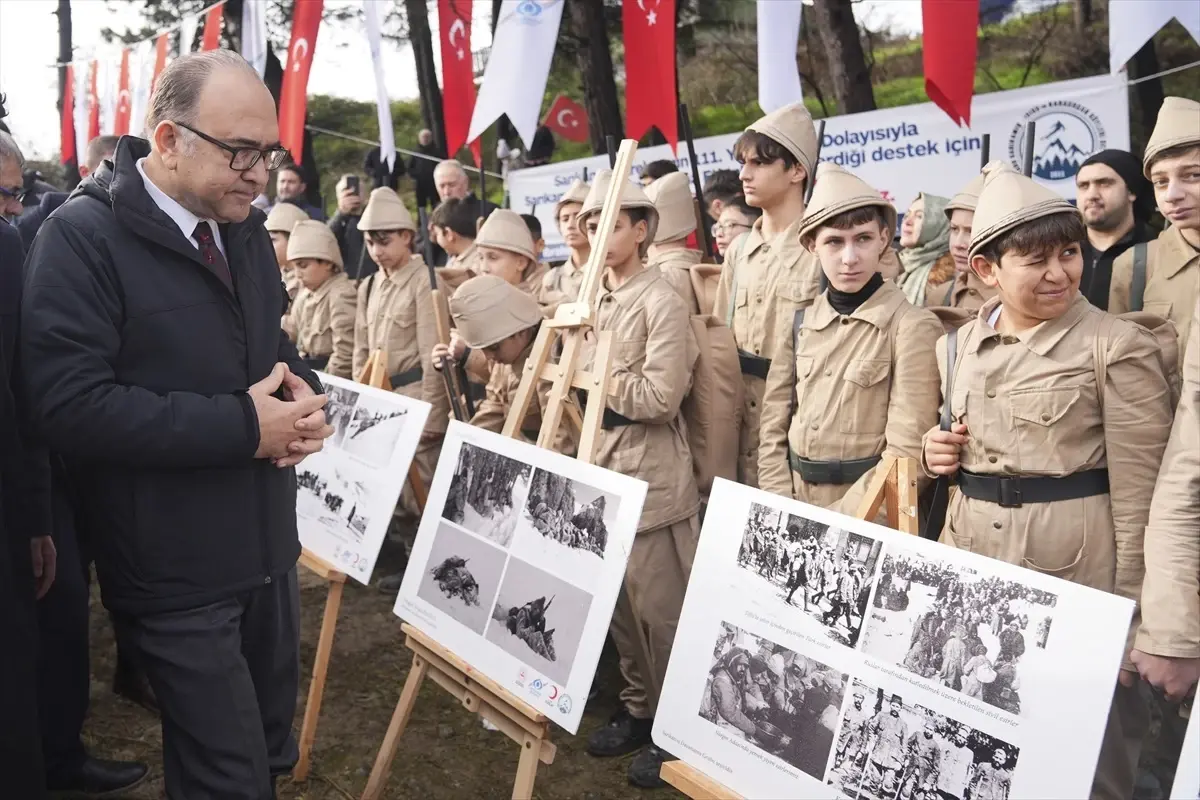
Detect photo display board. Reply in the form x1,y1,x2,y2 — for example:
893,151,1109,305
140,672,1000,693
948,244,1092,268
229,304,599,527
1172,705,1200,800
654,479,1136,800
395,421,648,733
296,373,431,584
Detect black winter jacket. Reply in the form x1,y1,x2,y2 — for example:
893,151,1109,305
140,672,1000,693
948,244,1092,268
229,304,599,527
20,136,321,615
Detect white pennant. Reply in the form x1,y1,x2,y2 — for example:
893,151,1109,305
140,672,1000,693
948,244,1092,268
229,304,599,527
179,14,200,55
364,0,396,170
468,0,565,149
757,0,804,113
128,40,156,137
99,58,118,135
241,0,269,77
73,63,89,152
1109,0,1200,73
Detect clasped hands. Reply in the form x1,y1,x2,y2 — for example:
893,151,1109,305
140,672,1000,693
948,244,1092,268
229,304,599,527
249,363,334,468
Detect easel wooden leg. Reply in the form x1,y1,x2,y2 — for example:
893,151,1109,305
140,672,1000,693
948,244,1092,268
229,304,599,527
407,460,428,513
361,655,430,800
511,732,543,800
294,577,345,782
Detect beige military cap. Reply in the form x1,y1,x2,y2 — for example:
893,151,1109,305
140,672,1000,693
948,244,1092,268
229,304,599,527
645,172,697,244
357,187,416,232
286,220,343,269
944,171,988,217
264,202,309,234
450,274,542,349
797,162,896,241
746,102,819,178
554,179,591,218
1143,96,1200,177
967,161,1079,260
578,169,660,258
476,209,537,261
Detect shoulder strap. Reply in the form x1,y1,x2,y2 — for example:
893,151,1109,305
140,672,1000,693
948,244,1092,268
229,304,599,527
940,326,959,432
366,272,377,304
1093,314,1118,419
789,307,806,416
1130,242,1147,312
943,279,955,307
725,232,749,328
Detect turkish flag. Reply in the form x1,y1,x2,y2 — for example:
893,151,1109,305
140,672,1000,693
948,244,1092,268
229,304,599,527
922,0,979,126
201,2,225,52
87,60,100,142
438,0,480,165
279,0,323,164
113,49,132,136
541,94,589,144
623,0,678,151
151,33,170,95
61,64,76,165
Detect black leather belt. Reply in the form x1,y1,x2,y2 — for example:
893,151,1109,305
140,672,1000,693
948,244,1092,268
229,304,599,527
738,349,771,380
389,365,424,387
302,355,329,371
788,450,882,485
575,389,637,430
957,468,1110,509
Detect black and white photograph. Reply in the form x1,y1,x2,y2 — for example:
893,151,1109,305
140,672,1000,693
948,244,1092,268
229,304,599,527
296,459,378,545
320,379,361,448
415,522,508,635
858,549,1059,718
341,394,411,468
828,679,1020,800
736,502,883,647
442,442,533,548
483,556,593,686
699,621,849,781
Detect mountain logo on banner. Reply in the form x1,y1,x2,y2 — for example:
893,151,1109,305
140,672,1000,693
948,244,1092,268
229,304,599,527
1008,100,1107,182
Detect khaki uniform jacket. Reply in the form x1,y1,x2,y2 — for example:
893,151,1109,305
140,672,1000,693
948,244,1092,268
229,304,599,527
352,256,450,433
286,272,357,379
460,264,550,385
649,247,704,315
446,242,481,275
1137,296,1200,659
713,219,823,487
925,294,1174,665
539,256,586,314
469,333,576,454
758,281,942,516
594,265,700,532
928,270,997,312
283,271,301,300
1110,225,1199,360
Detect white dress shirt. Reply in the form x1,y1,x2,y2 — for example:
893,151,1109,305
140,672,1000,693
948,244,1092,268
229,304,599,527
136,157,227,260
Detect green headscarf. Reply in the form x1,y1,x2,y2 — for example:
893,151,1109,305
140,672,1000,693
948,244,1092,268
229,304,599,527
898,192,951,305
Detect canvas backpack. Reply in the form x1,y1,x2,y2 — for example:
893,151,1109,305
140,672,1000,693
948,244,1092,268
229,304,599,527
688,263,724,317
683,313,744,494
1093,310,1181,413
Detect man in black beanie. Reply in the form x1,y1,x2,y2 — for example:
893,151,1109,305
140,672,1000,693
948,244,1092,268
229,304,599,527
1075,148,1155,309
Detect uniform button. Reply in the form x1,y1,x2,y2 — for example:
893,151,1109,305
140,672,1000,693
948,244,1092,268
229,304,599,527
986,389,996,398
1040,413,1051,422
749,400,756,408
756,297,763,304
992,521,1002,530
841,318,851,325
988,455,998,464
824,369,833,376
810,422,819,430
754,347,760,355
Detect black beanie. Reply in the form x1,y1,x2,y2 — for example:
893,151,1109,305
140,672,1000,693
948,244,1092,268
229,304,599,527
1079,149,1155,223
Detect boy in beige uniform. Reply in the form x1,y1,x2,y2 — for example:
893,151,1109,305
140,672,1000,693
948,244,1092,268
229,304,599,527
264,202,309,302
1132,295,1200,702
540,179,591,313
644,172,703,314
1110,97,1200,357
283,221,357,378
430,197,482,282
923,163,1175,800
712,103,822,488
929,172,997,312
576,172,701,788
758,163,942,518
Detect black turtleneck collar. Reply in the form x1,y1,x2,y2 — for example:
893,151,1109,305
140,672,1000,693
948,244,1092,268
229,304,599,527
828,272,884,316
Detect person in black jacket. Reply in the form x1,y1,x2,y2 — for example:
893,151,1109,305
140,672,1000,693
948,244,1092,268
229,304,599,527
1075,149,1155,309
409,128,442,210
20,50,333,800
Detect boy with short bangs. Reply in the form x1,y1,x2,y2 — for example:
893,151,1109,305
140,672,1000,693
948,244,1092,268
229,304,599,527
429,197,481,280
576,171,700,789
264,201,310,301
928,171,996,311
540,179,591,312
1110,96,1200,357
758,163,942,520
283,221,357,378
923,162,1174,800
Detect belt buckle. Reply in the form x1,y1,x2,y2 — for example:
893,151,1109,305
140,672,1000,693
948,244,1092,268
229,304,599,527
997,476,1023,508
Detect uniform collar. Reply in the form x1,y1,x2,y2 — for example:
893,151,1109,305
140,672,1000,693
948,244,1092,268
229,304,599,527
600,263,662,309
383,254,424,288
455,242,479,266
1160,225,1200,279
970,292,1091,356
308,272,343,302
807,278,907,331
745,215,806,269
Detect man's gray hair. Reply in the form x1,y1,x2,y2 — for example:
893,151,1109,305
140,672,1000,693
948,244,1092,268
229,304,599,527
434,159,467,180
0,130,25,170
145,49,261,133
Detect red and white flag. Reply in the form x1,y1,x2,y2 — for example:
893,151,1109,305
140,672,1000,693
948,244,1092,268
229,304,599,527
279,0,323,163
87,60,100,142
541,94,589,144
201,2,225,51
438,0,480,164
113,49,132,136
623,0,678,150
61,64,77,165
151,33,170,94
922,0,979,126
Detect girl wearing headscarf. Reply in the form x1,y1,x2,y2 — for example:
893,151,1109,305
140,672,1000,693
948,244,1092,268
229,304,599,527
896,192,955,306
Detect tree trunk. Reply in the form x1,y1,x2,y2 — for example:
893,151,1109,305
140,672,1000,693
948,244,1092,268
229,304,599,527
57,0,78,183
1072,0,1092,34
1130,38,1164,143
404,0,446,156
567,0,623,154
810,0,875,114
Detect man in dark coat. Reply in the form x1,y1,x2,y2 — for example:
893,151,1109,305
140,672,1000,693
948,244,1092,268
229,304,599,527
409,128,442,210
1075,149,1155,309
20,51,333,799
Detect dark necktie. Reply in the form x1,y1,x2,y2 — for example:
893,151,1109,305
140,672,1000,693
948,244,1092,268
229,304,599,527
192,221,234,293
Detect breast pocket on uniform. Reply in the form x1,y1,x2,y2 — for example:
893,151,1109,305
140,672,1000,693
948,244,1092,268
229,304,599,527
1010,386,1084,474
615,338,648,373
1144,300,1172,319
840,358,891,434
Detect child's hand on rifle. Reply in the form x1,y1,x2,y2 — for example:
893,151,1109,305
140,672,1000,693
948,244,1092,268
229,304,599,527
433,332,469,369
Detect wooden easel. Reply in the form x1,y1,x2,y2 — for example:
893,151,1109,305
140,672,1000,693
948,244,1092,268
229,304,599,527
659,453,919,799
361,140,657,800
292,350,429,782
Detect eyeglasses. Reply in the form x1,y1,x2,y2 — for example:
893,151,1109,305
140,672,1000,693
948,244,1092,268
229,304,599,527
0,184,26,203
175,122,290,171
712,221,751,236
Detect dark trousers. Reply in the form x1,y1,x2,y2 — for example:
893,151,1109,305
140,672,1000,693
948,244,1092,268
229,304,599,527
1,538,47,798
112,569,301,800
